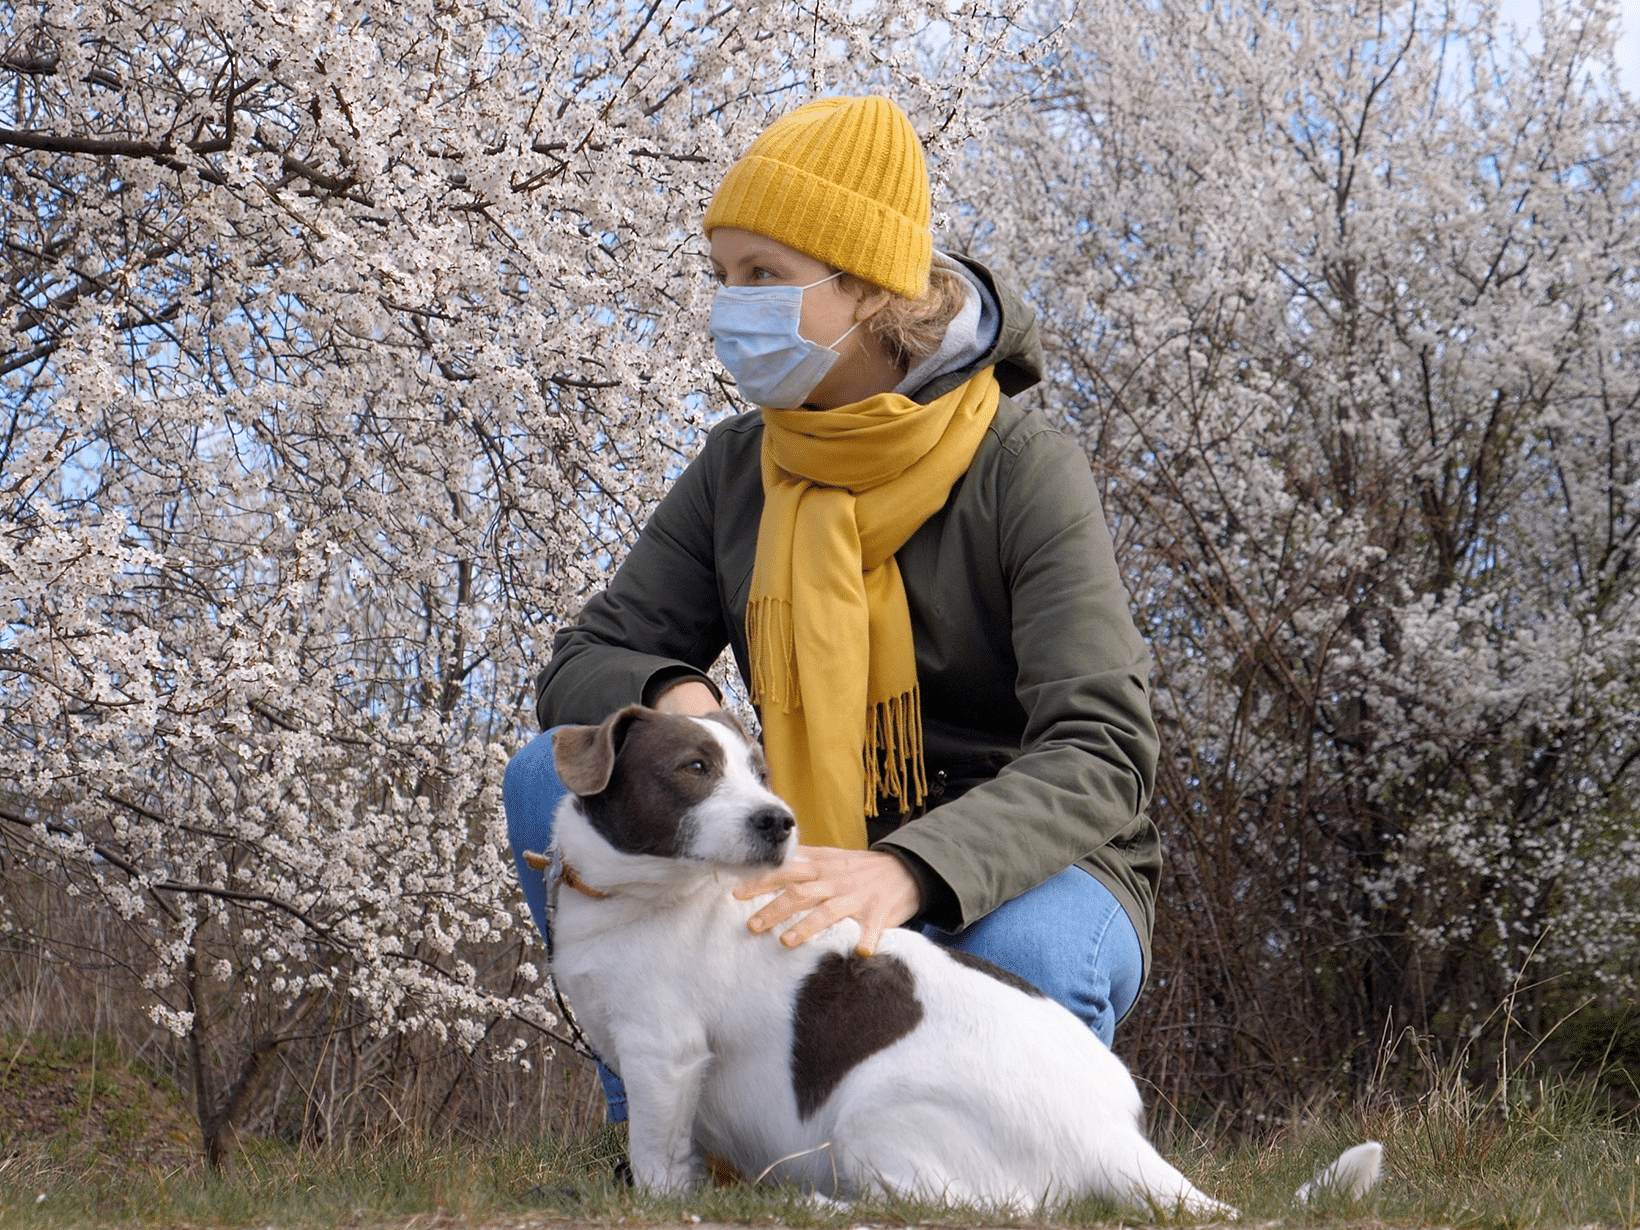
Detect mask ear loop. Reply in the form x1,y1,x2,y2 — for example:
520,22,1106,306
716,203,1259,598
801,267,881,356
827,315,867,352
800,269,847,291
816,271,883,355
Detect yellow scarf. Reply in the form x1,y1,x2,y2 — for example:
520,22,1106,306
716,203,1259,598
747,367,1001,849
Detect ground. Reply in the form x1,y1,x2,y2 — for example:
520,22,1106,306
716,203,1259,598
4,1031,1640,1229
0,1033,197,1177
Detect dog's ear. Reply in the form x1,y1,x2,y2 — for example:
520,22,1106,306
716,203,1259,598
552,705,648,796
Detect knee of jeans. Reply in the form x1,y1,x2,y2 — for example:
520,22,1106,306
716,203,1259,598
1099,916,1144,1028
504,732,567,842
1031,950,1111,1021
987,947,1115,1045
502,734,545,812
597,1063,628,1124
1081,968,1118,1047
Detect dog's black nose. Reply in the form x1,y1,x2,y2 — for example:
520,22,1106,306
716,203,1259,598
750,808,795,840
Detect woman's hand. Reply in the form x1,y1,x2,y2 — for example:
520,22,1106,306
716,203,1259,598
652,679,721,716
734,846,921,957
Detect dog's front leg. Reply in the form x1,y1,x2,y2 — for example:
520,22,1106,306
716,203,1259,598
615,1025,712,1194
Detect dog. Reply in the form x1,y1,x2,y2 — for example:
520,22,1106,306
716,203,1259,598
540,705,1382,1214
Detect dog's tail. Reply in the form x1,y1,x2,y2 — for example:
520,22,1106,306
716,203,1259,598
1294,1141,1384,1205
1109,1139,1380,1218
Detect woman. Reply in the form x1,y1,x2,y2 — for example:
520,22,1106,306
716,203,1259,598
504,96,1160,1119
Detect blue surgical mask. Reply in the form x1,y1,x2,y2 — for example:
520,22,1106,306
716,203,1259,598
709,270,865,409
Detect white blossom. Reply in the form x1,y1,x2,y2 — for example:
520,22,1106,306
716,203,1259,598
1,0,1020,1154
3,0,1635,1128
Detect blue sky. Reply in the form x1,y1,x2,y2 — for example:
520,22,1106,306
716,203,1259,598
1498,0,1640,91
1627,0,1639,85
1600,0,1636,87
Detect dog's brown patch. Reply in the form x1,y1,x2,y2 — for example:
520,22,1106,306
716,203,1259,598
790,952,924,1120
576,710,727,858
942,946,1047,998
704,1151,744,1186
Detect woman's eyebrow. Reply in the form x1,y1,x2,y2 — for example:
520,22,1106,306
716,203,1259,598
738,244,788,266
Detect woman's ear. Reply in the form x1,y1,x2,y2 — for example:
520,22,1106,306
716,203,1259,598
855,287,892,322
837,272,894,323
852,285,894,323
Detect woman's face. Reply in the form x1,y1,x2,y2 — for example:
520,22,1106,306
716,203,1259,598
708,227,895,409
708,227,860,346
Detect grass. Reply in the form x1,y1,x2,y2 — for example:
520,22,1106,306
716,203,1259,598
3,1046,1640,1228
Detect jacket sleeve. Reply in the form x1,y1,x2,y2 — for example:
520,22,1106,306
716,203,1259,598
534,439,728,730
874,425,1159,929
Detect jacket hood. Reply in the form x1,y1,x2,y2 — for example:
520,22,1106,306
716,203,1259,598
907,254,1044,404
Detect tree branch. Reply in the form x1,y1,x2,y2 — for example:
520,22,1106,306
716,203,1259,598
0,127,229,185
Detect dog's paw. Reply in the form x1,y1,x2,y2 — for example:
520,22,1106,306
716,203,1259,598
632,1157,705,1196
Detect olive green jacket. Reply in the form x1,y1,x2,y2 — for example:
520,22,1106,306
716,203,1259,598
535,257,1162,980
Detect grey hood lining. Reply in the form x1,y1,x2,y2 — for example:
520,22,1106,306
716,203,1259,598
894,251,1003,399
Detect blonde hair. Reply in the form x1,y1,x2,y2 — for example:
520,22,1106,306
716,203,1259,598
839,266,969,372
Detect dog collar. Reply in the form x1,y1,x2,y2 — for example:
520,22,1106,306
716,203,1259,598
558,860,609,900
518,847,616,1076
522,848,609,900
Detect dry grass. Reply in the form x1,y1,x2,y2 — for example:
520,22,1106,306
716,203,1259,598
5,860,1640,1227
0,888,610,1153
3,1026,1640,1229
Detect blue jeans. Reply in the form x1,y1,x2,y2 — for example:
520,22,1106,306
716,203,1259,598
503,728,1144,1123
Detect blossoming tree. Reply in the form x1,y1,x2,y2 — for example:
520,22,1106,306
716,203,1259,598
3,0,1636,1151
967,0,1640,1104
0,0,1023,1159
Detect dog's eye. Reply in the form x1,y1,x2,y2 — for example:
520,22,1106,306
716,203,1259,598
681,758,707,775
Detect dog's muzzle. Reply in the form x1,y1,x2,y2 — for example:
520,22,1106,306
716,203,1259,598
748,806,796,859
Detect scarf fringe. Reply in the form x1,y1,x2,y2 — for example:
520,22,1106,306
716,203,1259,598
746,597,800,711
863,686,927,816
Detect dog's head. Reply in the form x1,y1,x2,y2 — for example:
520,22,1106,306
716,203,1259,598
551,706,797,868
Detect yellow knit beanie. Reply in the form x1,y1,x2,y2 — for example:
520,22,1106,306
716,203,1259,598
704,96,932,300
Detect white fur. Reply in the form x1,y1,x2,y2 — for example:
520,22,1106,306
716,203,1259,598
668,719,792,868
550,715,1381,1216
1295,1141,1385,1204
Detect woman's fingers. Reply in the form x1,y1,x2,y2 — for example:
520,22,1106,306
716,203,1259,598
854,918,886,958
778,894,853,946
737,848,921,951
733,850,821,900
746,879,828,933
733,869,810,899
